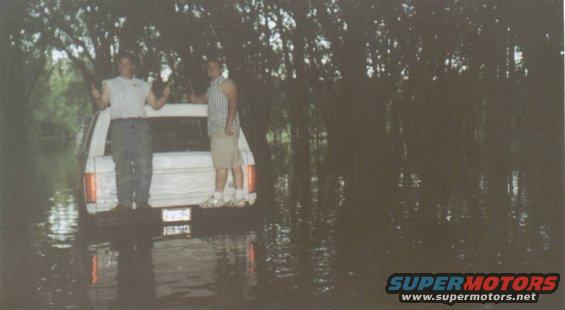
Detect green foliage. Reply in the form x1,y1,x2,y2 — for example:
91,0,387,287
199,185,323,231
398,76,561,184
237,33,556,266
30,59,91,148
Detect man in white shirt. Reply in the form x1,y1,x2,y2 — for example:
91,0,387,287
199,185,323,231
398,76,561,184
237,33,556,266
90,52,171,214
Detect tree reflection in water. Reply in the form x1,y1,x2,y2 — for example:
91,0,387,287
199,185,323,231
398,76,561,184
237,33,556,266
0,146,561,309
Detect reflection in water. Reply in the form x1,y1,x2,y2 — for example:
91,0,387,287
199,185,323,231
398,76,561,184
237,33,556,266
47,191,79,249
84,220,259,308
110,227,156,309
0,147,562,309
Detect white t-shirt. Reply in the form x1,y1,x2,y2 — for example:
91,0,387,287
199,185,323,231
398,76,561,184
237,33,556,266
105,76,151,119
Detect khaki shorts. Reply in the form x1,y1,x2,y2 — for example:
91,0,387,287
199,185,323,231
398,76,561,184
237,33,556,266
210,130,243,169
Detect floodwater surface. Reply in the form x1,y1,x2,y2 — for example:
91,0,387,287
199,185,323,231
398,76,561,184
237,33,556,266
0,147,562,309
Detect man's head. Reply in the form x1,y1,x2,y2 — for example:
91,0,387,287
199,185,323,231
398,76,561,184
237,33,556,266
117,52,135,79
206,58,223,81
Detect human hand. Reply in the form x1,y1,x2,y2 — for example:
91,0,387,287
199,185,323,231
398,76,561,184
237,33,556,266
163,83,172,98
90,83,101,100
225,124,234,136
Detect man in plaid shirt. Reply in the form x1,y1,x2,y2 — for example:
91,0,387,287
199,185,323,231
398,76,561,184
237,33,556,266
197,58,245,208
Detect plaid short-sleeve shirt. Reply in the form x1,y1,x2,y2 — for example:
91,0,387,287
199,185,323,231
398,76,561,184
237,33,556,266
207,75,240,136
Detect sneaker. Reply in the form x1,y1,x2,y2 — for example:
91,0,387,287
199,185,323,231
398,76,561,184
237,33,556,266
200,196,224,208
228,198,246,208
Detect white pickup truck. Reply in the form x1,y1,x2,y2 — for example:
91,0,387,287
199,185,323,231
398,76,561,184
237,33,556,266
76,104,257,221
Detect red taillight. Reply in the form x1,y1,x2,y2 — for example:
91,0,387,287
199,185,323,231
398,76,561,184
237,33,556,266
247,165,256,193
84,173,97,203
247,242,255,263
91,255,98,284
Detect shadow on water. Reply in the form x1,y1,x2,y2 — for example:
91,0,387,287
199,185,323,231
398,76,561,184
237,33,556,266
0,144,562,309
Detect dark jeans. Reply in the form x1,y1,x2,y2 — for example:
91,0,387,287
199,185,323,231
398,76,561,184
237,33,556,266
111,118,153,206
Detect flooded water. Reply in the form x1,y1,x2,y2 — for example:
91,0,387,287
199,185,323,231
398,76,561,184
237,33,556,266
0,147,562,309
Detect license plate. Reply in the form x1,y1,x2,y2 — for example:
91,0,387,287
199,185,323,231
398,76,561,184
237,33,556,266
163,224,191,236
161,207,191,222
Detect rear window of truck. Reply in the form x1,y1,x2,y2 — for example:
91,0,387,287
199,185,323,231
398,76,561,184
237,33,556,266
104,117,209,155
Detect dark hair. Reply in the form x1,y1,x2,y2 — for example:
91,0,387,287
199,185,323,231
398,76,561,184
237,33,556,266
116,51,135,65
206,58,223,69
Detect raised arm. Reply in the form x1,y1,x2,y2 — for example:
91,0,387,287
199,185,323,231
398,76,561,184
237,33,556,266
220,79,237,135
91,81,110,109
147,84,171,109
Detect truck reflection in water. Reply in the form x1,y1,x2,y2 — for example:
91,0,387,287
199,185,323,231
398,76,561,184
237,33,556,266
85,220,258,309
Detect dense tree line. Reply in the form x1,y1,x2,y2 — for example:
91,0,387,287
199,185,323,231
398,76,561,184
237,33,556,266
2,0,562,267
